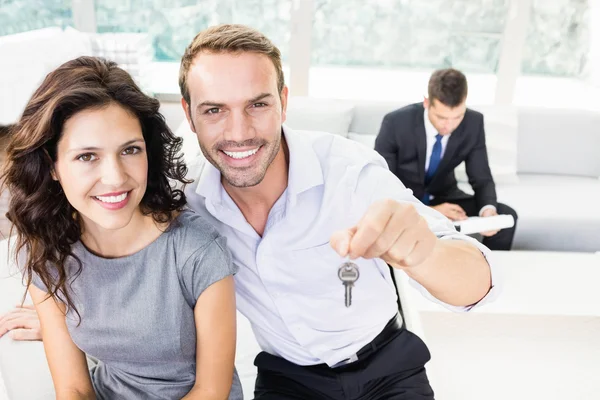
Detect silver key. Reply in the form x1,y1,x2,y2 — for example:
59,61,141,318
338,262,359,307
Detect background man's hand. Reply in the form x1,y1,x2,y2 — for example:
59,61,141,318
480,207,499,237
0,304,42,341
431,202,467,221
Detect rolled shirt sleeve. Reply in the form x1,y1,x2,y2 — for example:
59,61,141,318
353,157,500,312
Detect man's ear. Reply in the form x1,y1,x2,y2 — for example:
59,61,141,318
280,85,289,124
423,97,430,109
181,97,196,133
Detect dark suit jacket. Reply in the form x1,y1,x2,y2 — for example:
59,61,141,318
374,103,497,210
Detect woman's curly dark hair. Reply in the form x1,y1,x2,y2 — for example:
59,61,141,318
1,56,191,316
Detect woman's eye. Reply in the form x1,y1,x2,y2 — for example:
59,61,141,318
77,153,97,162
122,146,141,155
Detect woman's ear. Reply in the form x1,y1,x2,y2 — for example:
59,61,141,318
51,168,58,181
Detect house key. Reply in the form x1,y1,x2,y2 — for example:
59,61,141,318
338,262,359,307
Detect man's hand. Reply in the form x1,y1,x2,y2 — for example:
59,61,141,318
480,208,499,237
330,199,437,269
0,304,42,341
431,202,467,221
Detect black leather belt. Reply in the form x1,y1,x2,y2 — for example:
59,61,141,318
356,314,403,360
335,314,403,367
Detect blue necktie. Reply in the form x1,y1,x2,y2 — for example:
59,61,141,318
422,134,443,204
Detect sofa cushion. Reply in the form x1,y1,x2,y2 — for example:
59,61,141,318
496,175,600,252
0,27,93,125
285,97,354,137
461,105,519,185
348,100,407,136
517,107,600,178
347,132,376,149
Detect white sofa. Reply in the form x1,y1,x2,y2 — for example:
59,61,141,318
0,27,152,127
0,238,425,400
177,97,600,253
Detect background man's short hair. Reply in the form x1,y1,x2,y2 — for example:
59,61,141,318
428,68,468,107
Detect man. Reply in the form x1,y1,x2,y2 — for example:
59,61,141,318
0,305,40,341
2,26,498,399
179,25,497,399
375,69,518,251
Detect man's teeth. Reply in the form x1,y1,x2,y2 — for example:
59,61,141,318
95,192,128,203
223,148,259,159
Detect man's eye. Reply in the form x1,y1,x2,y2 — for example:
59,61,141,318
77,153,97,162
253,102,267,108
206,108,221,115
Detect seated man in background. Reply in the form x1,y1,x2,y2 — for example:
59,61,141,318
375,68,518,251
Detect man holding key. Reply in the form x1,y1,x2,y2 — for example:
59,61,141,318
181,24,497,399
1,24,498,399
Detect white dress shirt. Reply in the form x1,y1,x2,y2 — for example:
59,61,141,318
424,109,451,172
186,126,499,367
423,109,496,216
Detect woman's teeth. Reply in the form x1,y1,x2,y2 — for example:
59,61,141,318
95,192,128,203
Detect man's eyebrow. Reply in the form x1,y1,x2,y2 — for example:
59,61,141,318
195,93,274,113
196,101,226,111
247,93,273,104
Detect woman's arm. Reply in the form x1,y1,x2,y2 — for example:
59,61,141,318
182,276,236,400
29,285,96,400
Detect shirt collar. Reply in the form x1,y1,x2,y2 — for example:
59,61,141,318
194,125,324,208
283,125,324,203
423,108,439,139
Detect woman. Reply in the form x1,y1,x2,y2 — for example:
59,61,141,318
2,56,243,399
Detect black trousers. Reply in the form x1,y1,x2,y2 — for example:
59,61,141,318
253,326,434,400
432,197,518,251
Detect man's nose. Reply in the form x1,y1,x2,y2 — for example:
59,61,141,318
223,110,253,143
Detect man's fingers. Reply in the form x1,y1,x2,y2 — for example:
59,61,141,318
384,225,418,265
0,308,36,326
10,328,42,341
450,204,466,215
349,201,395,259
330,227,356,258
15,304,36,310
481,230,499,237
0,315,39,332
0,319,26,336
455,212,468,221
363,208,408,259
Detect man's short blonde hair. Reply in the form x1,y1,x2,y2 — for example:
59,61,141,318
179,24,285,105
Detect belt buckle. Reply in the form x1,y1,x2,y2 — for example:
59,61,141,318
334,353,358,368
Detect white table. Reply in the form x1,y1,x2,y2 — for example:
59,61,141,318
396,251,600,400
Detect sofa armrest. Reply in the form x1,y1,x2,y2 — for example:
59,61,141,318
0,336,54,399
393,269,427,343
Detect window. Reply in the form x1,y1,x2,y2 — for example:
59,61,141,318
522,0,589,76
312,0,510,74
95,0,292,62
0,0,72,36
311,0,590,77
